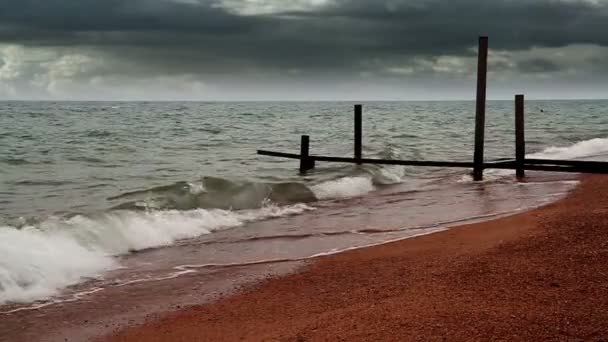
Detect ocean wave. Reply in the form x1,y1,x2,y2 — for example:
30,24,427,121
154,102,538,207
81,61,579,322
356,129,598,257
0,167,402,304
365,145,407,185
460,137,608,182
528,137,608,161
1,158,35,166
0,203,314,305
109,178,318,211
0,227,116,305
0,145,429,305
106,144,408,211
108,174,395,212
311,177,375,200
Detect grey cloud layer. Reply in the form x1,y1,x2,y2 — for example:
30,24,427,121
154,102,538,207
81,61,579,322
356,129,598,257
1,0,607,99
1,0,607,72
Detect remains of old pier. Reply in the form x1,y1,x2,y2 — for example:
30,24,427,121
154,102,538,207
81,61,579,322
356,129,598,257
257,36,608,179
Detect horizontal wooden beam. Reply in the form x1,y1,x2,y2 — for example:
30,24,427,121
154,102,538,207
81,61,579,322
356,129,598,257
525,158,608,168
258,150,608,174
313,155,476,168
258,150,302,159
258,150,517,168
523,164,608,174
485,159,516,166
259,150,475,168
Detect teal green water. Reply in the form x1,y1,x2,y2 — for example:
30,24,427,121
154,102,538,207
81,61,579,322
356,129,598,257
2,100,607,219
0,100,606,306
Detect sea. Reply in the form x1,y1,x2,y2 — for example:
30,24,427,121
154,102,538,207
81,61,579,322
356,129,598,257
0,100,606,325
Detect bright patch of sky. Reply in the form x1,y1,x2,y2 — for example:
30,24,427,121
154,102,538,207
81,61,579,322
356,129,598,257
218,0,330,15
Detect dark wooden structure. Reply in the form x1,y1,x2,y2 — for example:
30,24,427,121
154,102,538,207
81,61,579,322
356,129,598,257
473,36,489,181
515,94,525,178
257,36,608,178
299,135,315,173
354,104,362,164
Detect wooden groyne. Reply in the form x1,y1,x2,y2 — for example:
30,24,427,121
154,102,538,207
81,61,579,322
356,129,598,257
257,36,608,179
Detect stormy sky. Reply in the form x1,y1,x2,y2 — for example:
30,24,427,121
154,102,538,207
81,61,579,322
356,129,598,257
0,0,607,100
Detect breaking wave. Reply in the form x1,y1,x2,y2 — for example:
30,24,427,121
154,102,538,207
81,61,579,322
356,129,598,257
311,177,375,200
458,137,608,182
107,157,407,212
528,137,608,161
0,149,409,305
0,203,313,305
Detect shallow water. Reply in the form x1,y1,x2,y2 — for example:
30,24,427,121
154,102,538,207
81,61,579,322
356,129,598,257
1,100,607,307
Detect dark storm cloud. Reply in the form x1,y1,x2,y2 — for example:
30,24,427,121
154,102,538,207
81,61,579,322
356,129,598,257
517,58,562,73
0,0,259,34
1,0,607,74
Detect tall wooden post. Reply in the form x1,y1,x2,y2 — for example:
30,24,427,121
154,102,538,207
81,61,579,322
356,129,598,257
473,36,489,181
354,104,362,164
299,135,314,173
515,94,525,179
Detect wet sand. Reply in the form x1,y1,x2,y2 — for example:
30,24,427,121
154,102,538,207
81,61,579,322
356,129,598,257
105,175,608,341
0,262,304,342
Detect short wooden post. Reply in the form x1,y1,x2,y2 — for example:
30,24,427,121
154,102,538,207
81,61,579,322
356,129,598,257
299,135,314,173
354,104,362,164
473,36,489,181
515,94,525,179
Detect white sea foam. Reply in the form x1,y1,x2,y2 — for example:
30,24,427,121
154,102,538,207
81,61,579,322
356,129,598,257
459,137,608,182
528,137,608,161
0,227,116,305
311,177,375,200
372,165,406,185
187,181,206,195
458,168,514,183
0,204,314,305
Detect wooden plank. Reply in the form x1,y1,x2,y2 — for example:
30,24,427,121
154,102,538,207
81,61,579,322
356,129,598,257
313,156,475,168
486,159,516,165
522,164,608,174
515,94,525,178
354,104,362,164
258,150,301,159
258,151,475,167
258,150,608,174
525,159,608,168
473,36,489,181
490,158,517,162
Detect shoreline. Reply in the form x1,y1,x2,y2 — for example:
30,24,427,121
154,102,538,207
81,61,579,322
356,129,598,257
105,175,608,341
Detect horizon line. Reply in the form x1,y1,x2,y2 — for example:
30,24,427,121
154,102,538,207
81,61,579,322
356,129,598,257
1,98,607,103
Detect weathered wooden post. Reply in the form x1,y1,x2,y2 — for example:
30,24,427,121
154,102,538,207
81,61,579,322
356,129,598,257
354,104,362,164
515,94,525,179
299,135,314,173
473,36,489,181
